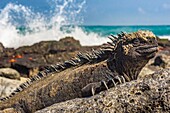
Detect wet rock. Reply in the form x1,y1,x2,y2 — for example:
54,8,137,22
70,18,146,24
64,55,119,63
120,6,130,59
16,37,81,54
10,54,47,77
0,37,100,78
0,37,85,78
0,68,20,80
49,37,81,53
36,68,170,113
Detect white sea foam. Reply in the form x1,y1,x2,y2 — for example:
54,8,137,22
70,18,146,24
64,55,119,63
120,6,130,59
158,36,170,40
0,0,108,48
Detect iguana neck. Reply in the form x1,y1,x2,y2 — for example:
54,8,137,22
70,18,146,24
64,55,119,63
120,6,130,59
107,54,148,81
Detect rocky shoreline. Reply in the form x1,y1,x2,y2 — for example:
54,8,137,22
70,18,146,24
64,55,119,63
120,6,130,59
0,37,170,78
0,37,99,78
0,37,170,112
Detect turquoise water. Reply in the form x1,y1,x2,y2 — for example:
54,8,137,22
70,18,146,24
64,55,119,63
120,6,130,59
81,25,170,37
14,25,170,47
17,25,170,37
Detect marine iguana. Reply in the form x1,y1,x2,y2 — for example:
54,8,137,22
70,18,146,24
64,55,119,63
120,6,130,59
0,30,158,113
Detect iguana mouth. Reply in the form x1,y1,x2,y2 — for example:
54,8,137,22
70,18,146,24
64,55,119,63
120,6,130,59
136,45,158,58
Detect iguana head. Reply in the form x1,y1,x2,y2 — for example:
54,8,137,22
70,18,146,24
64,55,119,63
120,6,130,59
107,30,158,81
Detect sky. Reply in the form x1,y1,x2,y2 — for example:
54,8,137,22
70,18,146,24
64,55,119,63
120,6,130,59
0,0,170,25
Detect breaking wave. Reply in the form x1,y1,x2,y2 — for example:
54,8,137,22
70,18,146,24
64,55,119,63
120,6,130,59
0,0,108,48
1,1,169,48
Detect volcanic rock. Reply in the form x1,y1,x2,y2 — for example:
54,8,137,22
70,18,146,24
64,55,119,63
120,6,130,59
16,37,81,54
0,37,85,77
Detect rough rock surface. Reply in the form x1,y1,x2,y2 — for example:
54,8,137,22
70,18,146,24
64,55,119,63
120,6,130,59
0,37,98,77
0,77,26,98
16,37,81,54
0,68,20,80
36,68,170,113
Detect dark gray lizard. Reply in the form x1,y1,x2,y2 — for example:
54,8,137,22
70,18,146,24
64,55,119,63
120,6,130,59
0,30,158,113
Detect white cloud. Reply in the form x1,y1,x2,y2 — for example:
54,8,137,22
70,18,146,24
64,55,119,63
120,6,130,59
138,7,146,14
163,3,170,9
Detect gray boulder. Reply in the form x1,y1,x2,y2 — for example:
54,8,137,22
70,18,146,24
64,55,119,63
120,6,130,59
0,68,20,80
0,77,23,98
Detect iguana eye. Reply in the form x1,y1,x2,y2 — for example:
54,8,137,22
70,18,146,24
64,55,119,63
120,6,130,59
148,38,154,43
133,38,140,44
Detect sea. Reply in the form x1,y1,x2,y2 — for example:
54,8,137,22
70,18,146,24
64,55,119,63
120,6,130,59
0,1,170,48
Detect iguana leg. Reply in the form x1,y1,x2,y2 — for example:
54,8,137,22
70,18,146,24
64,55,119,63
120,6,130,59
81,82,101,97
81,75,127,97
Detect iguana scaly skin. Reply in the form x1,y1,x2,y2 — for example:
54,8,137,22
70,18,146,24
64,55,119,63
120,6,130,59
0,31,158,113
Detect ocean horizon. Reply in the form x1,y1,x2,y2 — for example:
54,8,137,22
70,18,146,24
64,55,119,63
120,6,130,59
0,1,170,48
2,24,170,48
18,24,170,38
80,25,170,36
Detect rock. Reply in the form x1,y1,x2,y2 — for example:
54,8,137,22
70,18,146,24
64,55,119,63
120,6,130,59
10,54,47,77
152,56,166,68
0,42,4,53
36,68,170,113
8,37,82,77
0,37,99,78
0,57,11,68
0,107,18,113
158,38,170,47
139,67,154,78
0,68,20,80
0,48,15,68
0,77,24,98
3,48,15,57
16,37,81,54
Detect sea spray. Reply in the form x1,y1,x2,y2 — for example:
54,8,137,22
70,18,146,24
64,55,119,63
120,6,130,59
0,1,169,48
0,0,109,48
